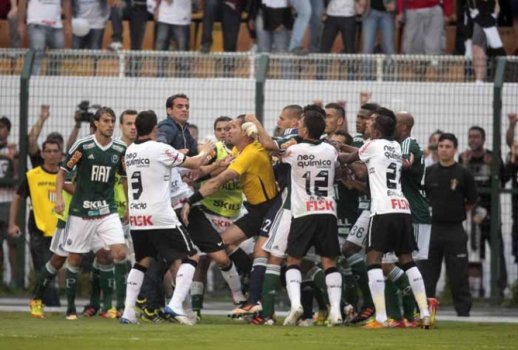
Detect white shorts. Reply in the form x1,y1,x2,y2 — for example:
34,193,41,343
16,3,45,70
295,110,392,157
345,210,370,248
63,214,125,254
50,221,106,256
412,223,431,260
262,208,292,259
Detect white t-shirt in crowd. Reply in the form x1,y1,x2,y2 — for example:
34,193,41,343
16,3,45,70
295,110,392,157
283,141,338,219
157,0,192,26
125,140,186,230
326,0,356,17
27,0,63,28
359,138,411,215
74,0,110,29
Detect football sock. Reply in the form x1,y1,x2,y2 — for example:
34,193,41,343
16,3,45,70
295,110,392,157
367,266,387,323
285,266,302,310
220,262,245,304
190,281,204,312
385,279,402,321
307,266,329,310
65,262,80,313
342,267,358,308
248,257,267,304
229,248,252,275
325,268,342,316
261,264,281,318
301,281,314,319
123,264,146,321
389,266,416,320
347,253,374,308
33,261,57,300
98,263,114,311
168,261,197,313
88,259,101,309
114,259,128,310
403,264,430,318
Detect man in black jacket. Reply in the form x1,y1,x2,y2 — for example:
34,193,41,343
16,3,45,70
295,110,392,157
421,133,478,317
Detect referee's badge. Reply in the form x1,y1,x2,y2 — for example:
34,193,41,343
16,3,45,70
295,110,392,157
450,178,459,191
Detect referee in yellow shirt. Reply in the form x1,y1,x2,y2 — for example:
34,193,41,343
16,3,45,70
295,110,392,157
182,114,279,313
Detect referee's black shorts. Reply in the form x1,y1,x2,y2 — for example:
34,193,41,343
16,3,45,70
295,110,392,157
367,213,417,255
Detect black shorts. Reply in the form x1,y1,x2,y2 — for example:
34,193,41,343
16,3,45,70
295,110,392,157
186,206,225,253
367,213,416,255
258,189,287,238
235,195,278,238
286,214,339,258
131,227,197,266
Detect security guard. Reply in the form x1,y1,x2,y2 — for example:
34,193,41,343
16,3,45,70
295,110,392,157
421,133,478,317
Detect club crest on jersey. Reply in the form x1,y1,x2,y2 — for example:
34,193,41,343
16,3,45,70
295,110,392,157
112,155,119,164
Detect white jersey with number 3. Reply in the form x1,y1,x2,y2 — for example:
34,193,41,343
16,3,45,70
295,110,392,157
358,139,410,215
125,140,186,230
283,141,337,218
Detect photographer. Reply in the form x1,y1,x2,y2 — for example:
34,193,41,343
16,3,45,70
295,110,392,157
65,101,100,152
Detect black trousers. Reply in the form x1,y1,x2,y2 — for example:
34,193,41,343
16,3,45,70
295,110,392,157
30,231,60,306
419,223,472,316
320,16,357,54
201,0,242,52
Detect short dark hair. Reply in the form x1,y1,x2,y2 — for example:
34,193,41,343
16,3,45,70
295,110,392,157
325,103,345,120
119,109,138,124
332,130,352,145
135,110,158,137
166,94,189,109
469,126,486,140
42,139,61,152
361,103,381,116
235,114,246,125
373,107,397,139
214,116,232,130
189,124,198,131
46,131,64,145
0,116,11,132
302,104,326,139
438,133,458,148
94,107,116,122
283,105,303,119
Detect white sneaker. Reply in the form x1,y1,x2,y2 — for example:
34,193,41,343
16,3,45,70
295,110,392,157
109,41,123,51
283,305,303,326
327,312,343,327
343,304,356,325
297,318,314,327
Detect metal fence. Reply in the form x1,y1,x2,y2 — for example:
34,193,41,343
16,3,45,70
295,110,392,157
1,49,517,304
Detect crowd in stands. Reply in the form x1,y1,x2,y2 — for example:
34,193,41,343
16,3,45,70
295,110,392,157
0,0,517,56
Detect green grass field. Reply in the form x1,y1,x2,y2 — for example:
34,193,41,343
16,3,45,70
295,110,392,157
0,312,517,350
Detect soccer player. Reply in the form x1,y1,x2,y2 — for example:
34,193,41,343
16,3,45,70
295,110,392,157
54,107,129,319
339,108,431,329
181,115,279,315
281,107,343,327
121,110,215,325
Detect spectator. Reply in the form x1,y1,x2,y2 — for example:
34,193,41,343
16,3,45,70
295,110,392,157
424,129,443,168
308,0,324,53
17,0,72,75
71,0,109,49
199,0,243,53
463,0,506,83
154,0,191,52
288,0,311,54
397,0,453,55
158,94,198,156
459,126,508,297
248,0,293,53
357,0,396,54
320,0,357,54
27,105,66,168
512,0,518,55
421,133,476,317
505,113,518,263
109,0,148,51
8,139,62,306
0,0,21,48
0,116,18,289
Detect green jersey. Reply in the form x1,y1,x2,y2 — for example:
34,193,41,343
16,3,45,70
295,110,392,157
274,134,302,210
201,142,243,218
62,135,127,218
334,182,359,237
400,137,431,224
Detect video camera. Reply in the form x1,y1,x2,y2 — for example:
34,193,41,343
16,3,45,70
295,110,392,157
76,100,101,123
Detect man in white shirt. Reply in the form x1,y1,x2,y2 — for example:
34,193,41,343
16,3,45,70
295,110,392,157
121,110,214,325
339,107,431,329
